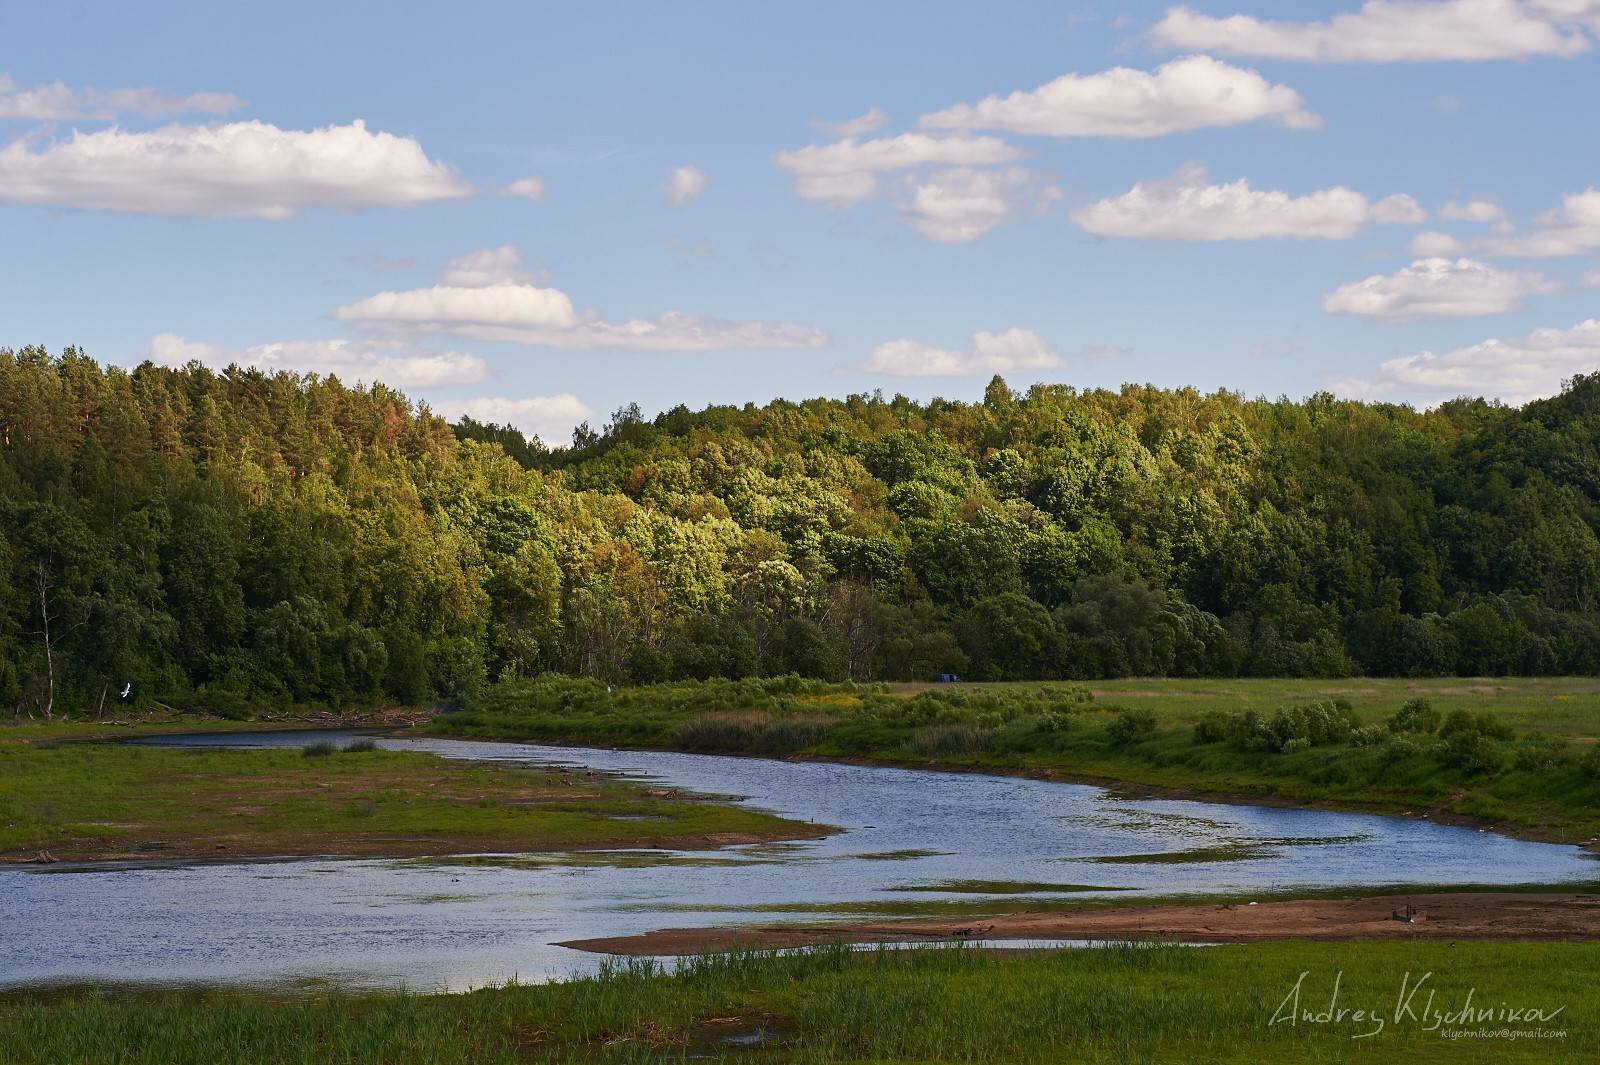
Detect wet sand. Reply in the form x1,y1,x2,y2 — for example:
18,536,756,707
560,891,1600,954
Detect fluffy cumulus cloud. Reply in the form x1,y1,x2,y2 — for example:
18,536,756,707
1336,319,1600,403
0,119,472,218
500,176,545,201
848,329,1127,377
1071,164,1424,240
433,393,595,443
0,73,242,121
773,132,1026,207
900,167,1063,243
664,165,707,206
334,246,829,351
1412,188,1600,257
919,56,1320,137
140,333,490,388
1322,257,1560,319
1149,1,1593,63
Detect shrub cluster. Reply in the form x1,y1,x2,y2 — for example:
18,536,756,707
1192,700,1359,753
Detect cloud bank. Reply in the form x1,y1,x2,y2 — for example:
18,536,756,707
0,73,242,121
920,56,1319,136
140,332,490,388
1337,318,1600,402
334,246,830,352
0,119,472,217
1149,1,1593,63
1322,257,1559,319
1071,164,1424,240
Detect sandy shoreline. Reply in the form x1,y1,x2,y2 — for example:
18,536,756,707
559,891,1600,954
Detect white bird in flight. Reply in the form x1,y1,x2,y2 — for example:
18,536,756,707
120,683,132,699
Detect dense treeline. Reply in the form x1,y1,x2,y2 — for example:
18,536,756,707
5,346,1600,715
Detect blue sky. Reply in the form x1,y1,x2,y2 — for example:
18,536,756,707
4,0,1599,441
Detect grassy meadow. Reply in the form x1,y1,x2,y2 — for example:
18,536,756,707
0,725,821,862
431,675,1600,846
2,940,1593,1064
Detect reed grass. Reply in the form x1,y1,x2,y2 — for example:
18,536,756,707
3,940,1593,1063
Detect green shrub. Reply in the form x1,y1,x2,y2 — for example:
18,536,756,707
1386,698,1440,735
302,742,336,758
1350,723,1389,747
1105,708,1158,745
1192,710,1234,744
1234,700,1359,753
342,739,378,753
1579,744,1600,779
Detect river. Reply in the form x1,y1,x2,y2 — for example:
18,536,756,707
1,730,1593,992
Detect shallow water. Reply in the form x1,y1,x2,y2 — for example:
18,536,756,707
1,730,1593,992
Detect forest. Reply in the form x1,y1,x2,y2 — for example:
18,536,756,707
5,345,1600,716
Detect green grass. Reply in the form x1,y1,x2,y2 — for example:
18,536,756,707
0,729,822,862
427,676,1600,846
2,940,1593,1063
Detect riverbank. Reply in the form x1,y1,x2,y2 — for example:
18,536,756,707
0,726,829,863
3,940,1594,1063
426,675,1600,848
562,890,1600,954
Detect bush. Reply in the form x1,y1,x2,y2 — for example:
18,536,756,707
343,738,378,753
1386,698,1440,735
302,741,336,757
1105,708,1158,745
1235,700,1360,753
1579,744,1600,779
1192,710,1234,744
1350,724,1389,747
1441,731,1510,775
1511,733,1565,772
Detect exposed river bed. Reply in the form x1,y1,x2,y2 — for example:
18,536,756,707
1,730,1594,992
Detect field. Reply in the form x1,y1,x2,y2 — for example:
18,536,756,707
0,724,825,862
2,940,1594,1063
431,675,1600,846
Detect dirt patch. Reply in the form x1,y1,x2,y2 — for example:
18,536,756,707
560,891,1600,954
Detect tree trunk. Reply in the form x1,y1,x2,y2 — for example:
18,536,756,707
36,565,55,722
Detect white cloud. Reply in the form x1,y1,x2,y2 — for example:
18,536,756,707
813,108,889,138
1071,164,1424,240
0,119,472,218
773,132,1025,207
500,176,545,201
919,56,1319,137
1322,257,1559,319
334,246,829,352
664,165,707,206
1336,319,1600,403
439,245,544,287
1580,268,1600,289
0,73,242,121
848,329,1124,377
1438,199,1508,224
900,167,1062,243
140,332,490,388
434,393,595,443
1411,188,1600,257
1149,1,1592,62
